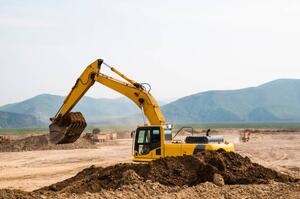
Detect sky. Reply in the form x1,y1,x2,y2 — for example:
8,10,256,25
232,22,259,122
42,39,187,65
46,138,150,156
1,0,300,105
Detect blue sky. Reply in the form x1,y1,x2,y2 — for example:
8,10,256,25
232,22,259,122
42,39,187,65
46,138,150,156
1,0,300,105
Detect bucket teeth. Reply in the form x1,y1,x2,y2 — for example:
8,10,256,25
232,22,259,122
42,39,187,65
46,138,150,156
49,112,87,144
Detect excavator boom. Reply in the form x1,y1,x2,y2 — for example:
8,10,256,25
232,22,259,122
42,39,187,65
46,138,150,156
49,59,165,144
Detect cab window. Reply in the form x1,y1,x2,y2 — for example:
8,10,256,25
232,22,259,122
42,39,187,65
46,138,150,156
137,129,150,144
135,127,161,155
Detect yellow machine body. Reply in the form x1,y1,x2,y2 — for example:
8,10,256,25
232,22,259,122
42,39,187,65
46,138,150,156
132,126,234,162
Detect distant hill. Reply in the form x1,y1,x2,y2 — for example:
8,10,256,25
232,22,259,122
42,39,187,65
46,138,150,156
1,79,300,128
0,111,45,128
162,79,300,123
0,94,141,124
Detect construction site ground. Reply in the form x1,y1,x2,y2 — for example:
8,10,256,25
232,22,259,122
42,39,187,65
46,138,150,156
0,129,299,198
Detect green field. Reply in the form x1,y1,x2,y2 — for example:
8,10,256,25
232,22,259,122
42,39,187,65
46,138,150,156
0,125,137,135
0,128,48,135
173,122,300,129
1,122,300,135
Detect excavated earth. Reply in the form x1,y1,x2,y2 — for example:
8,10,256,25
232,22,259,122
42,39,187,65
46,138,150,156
0,134,97,152
0,151,299,198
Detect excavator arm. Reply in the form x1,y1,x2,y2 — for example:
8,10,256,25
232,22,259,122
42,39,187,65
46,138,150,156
49,59,166,144
95,73,165,125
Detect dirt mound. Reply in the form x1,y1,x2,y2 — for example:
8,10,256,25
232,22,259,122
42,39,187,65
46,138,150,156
0,189,40,199
38,151,298,194
2,181,300,199
0,136,10,144
0,134,97,152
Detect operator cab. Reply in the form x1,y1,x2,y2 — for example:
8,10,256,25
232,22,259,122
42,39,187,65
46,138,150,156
132,125,172,161
134,126,161,155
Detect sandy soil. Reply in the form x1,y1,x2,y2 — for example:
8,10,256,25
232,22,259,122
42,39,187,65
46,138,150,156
0,129,299,198
234,130,300,179
0,139,132,191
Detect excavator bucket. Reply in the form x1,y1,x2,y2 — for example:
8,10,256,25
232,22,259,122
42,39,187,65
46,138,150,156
49,112,87,144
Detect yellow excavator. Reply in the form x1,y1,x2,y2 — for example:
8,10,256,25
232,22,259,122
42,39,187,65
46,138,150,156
49,59,234,162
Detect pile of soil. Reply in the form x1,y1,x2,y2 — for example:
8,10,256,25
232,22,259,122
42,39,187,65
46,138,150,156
0,136,10,144
0,189,40,199
0,134,97,152
2,181,300,199
38,151,298,194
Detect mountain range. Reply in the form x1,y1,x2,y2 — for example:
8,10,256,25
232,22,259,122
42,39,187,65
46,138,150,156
0,94,142,123
0,111,45,128
1,79,300,128
162,79,300,123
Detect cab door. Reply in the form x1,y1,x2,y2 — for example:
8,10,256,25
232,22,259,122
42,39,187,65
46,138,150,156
134,127,161,160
